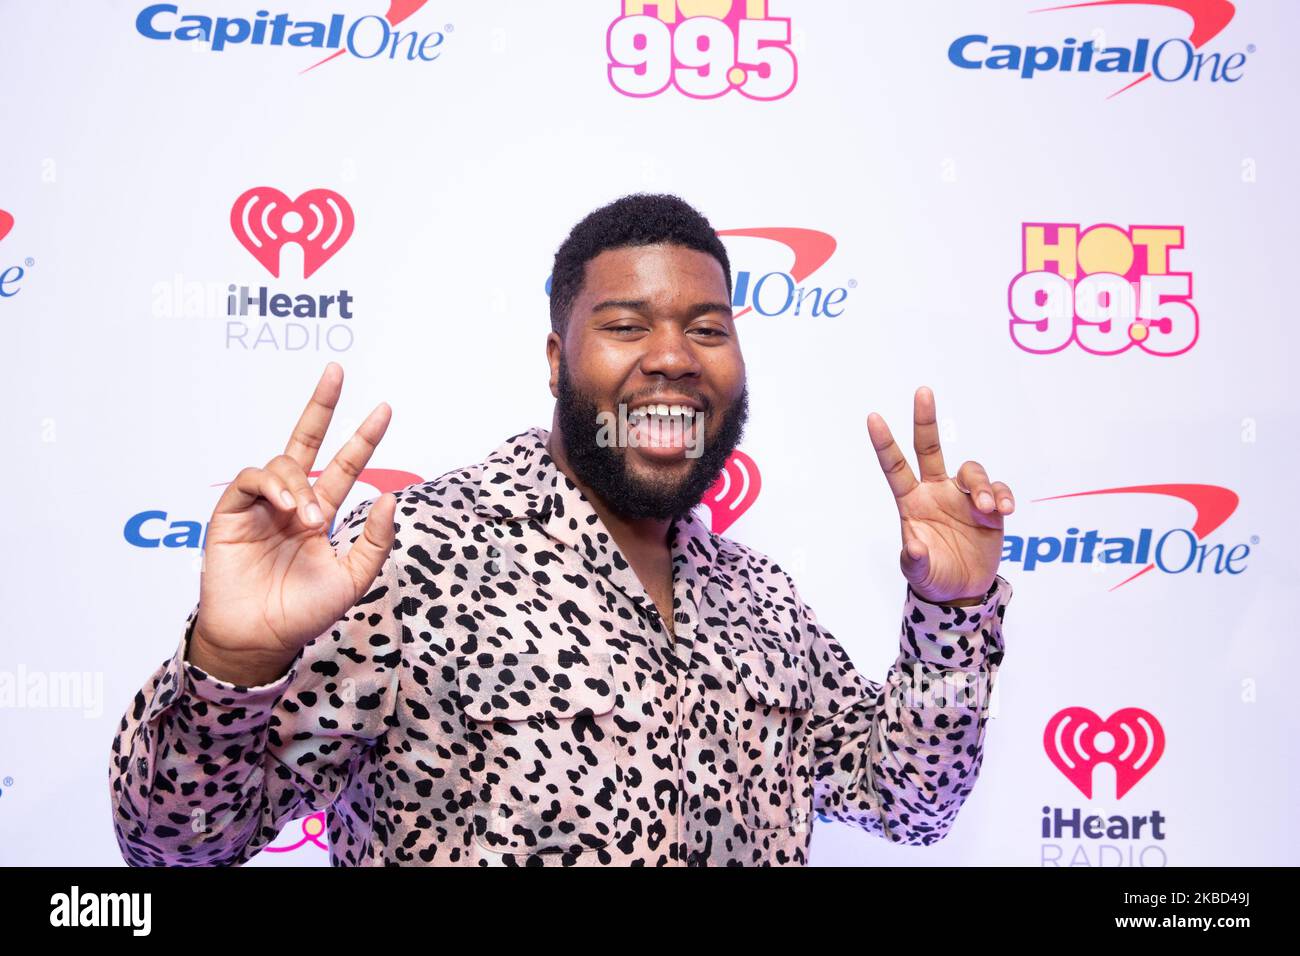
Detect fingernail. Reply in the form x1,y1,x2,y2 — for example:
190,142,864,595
306,503,323,524
999,498,1013,510
279,490,295,508
978,493,994,510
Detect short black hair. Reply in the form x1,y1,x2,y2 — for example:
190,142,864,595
549,193,732,337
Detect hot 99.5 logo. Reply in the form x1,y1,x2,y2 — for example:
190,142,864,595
1008,222,1198,356
607,0,797,100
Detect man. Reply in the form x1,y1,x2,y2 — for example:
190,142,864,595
110,193,1014,867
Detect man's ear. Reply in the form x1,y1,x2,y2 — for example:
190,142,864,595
546,331,562,399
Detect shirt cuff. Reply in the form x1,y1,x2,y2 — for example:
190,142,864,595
900,574,1012,670
141,606,296,732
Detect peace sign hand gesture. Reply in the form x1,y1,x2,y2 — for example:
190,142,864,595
867,387,1014,606
187,363,397,686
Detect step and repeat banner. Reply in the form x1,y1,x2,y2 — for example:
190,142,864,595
0,0,1296,866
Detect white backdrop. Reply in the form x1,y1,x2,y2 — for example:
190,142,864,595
1,0,1296,866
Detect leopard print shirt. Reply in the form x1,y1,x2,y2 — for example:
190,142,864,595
110,427,1012,866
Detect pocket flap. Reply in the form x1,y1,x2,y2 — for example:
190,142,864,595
737,649,813,711
456,651,616,722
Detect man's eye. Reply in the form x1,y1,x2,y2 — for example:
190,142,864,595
609,325,645,333
691,327,726,337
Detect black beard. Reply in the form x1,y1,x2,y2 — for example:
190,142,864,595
554,357,749,521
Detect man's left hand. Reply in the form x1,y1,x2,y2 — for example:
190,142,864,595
868,386,1014,606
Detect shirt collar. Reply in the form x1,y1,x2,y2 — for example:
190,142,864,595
472,427,718,629
470,427,560,523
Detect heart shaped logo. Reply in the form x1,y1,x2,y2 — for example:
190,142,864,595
230,187,354,279
700,449,761,535
1044,706,1165,799
0,209,13,243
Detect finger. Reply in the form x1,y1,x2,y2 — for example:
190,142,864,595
867,412,918,500
992,480,1015,515
341,493,398,599
265,455,325,528
311,402,392,524
216,466,298,516
899,535,930,588
956,460,995,513
912,386,947,481
284,362,344,473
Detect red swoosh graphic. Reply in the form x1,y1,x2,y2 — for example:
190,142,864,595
212,467,423,497
716,228,837,319
302,0,430,74
1034,0,1236,97
0,209,12,243
1032,483,1238,589
314,467,424,495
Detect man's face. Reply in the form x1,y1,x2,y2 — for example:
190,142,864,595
548,242,748,520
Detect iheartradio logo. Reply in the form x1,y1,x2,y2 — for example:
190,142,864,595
1044,706,1165,799
700,450,761,535
230,187,354,279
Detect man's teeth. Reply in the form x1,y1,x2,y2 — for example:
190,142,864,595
627,404,696,424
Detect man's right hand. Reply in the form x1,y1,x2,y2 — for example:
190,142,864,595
187,362,397,687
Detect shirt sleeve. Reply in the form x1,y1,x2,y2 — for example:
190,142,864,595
805,573,1012,845
108,498,404,866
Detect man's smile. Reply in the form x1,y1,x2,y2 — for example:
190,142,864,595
624,399,704,462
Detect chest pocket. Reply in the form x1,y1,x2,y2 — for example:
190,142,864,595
735,646,815,830
456,651,620,858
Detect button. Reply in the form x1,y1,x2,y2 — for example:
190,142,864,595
497,806,509,818
136,758,148,778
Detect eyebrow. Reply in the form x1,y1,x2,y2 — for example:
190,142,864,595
590,299,734,320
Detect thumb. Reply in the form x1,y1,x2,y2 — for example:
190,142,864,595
342,493,398,597
899,534,930,587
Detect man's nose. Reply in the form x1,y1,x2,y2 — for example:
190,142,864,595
638,324,702,379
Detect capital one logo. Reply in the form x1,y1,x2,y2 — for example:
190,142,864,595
543,225,851,319
1002,483,1250,589
949,0,1248,98
124,467,421,549
135,1,448,71
230,187,354,279
0,208,29,299
719,227,851,318
608,0,797,100
701,450,760,534
1009,223,1197,356
1045,707,1165,799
